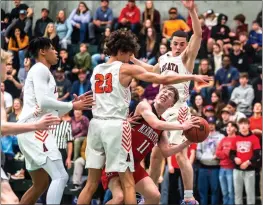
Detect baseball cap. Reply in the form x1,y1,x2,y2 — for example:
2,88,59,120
204,105,215,112
206,9,214,15
19,10,27,15
221,107,230,114
56,67,64,72
207,116,216,124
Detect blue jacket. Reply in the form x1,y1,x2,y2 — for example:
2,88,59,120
248,30,262,46
70,79,91,100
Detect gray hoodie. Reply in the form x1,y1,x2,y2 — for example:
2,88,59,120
196,131,224,166
230,84,254,115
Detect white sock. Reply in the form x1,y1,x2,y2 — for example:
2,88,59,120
184,190,193,199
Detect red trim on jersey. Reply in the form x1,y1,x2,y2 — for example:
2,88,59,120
35,130,49,142
121,121,132,152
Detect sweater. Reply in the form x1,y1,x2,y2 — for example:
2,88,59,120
118,4,140,24
74,52,91,71
55,19,73,40
8,35,29,51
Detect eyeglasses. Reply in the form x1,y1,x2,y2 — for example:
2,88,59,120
169,12,177,15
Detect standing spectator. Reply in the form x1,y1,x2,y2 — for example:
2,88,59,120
249,103,262,138
116,0,141,34
50,113,73,170
54,67,72,102
89,0,113,43
216,107,231,136
73,43,91,74
230,73,254,116
230,118,261,205
43,23,60,51
55,10,73,50
71,110,89,161
216,122,237,205
230,40,249,73
7,98,22,122
4,63,22,98
34,8,53,38
211,90,225,118
215,55,239,103
190,94,205,117
10,0,33,21
1,83,13,114
69,2,91,43
226,101,246,123
208,43,223,73
142,1,161,33
248,20,262,51
203,9,217,30
162,7,190,40
196,116,224,205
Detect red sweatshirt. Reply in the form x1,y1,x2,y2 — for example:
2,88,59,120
216,136,235,169
118,4,140,24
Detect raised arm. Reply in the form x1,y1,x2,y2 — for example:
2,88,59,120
130,55,160,73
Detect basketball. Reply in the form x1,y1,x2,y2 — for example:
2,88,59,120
184,117,209,143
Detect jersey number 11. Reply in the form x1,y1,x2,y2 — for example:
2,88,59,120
137,139,150,154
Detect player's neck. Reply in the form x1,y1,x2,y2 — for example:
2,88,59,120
153,103,166,117
36,58,51,69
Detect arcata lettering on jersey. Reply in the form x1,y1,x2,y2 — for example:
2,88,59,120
161,62,179,73
137,124,159,144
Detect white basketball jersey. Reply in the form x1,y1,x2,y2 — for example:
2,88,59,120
91,61,131,120
159,51,191,104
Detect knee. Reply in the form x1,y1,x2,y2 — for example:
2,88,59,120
114,192,124,204
151,191,161,203
86,179,99,193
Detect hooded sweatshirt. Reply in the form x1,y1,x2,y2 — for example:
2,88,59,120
196,131,224,168
118,4,140,24
230,84,254,115
210,14,230,41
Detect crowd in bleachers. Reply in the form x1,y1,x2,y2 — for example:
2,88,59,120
1,0,262,204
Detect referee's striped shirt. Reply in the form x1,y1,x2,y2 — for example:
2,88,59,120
50,120,74,149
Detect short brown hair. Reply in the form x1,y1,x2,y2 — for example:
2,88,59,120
239,72,249,79
80,43,88,50
234,14,246,23
162,86,179,104
238,117,249,124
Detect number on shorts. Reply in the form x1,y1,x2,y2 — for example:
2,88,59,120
137,139,150,154
95,73,113,93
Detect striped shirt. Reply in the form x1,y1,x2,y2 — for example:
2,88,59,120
50,120,73,149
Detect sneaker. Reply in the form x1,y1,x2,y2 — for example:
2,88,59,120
181,199,199,205
11,169,25,180
70,184,82,192
14,152,21,161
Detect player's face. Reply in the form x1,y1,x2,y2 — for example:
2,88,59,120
118,51,132,63
238,122,250,134
170,36,187,56
44,44,58,66
1,63,7,82
156,89,175,108
226,123,236,135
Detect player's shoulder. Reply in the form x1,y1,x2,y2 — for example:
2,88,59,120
30,62,49,74
136,101,152,113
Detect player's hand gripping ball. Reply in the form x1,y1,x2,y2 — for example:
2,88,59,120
184,117,209,142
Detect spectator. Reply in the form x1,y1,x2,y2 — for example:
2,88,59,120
209,43,223,73
249,103,262,138
216,122,237,205
4,63,22,98
156,43,168,59
54,67,72,102
116,0,141,34
203,9,218,30
190,94,205,117
71,110,89,161
0,83,13,114
73,43,91,74
58,49,75,81
91,27,111,68
70,137,87,191
34,8,53,38
10,0,33,21
197,15,210,59
55,10,73,50
239,32,255,63
1,12,11,32
139,19,153,41
230,118,261,205
18,57,31,86
7,98,22,122
43,23,60,51
252,71,262,104
211,90,225,118
203,105,216,119
162,7,190,40
230,73,254,116
139,27,159,65
248,20,262,51
141,83,159,104
256,11,262,27
216,107,231,136
210,14,230,44
142,1,161,33
196,116,224,205
215,55,239,103
89,0,113,43
8,27,29,69
226,100,246,123
229,14,248,40
69,2,91,43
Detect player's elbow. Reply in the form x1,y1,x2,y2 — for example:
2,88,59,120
151,121,161,130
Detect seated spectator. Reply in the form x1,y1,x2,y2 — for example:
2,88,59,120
70,137,86,191
208,43,223,73
89,0,113,43
230,118,261,205
9,0,33,22
215,55,239,103
211,90,225,118
139,27,159,65
1,12,10,32
210,14,230,42
256,11,262,27
162,7,190,40
190,94,205,117
54,67,72,102
203,105,216,119
115,0,140,34
196,116,224,205
58,49,75,81
230,73,254,116
229,14,248,40
8,27,29,69
7,98,22,122
142,1,161,33
130,78,144,97
91,27,111,68
249,103,262,138
43,23,60,51
156,43,168,59
73,43,91,75
71,110,89,161
239,32,255,63
34,8,53,38
139,19,153,42
203,9,218,30
226,100,246,123
55,10,73,50
248,20,262,51
1,83,13,114
216,107,231,136
197,15,210,59
141,83,159,104
216,121,237,205
69,2,91,43
252,71,262,104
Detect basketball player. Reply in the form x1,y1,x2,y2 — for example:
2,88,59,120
101,86,199,204
0,49,61,204
77,29,211,205
130,0,202,204
15,38,94,205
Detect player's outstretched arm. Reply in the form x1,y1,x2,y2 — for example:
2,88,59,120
1,114,61,136
130,55,160,73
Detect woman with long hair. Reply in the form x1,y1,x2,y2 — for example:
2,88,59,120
55,10,73,49
190,94,206,117
43,23,60,51
211,90,225,118
7,98,23,123
142,1,161,32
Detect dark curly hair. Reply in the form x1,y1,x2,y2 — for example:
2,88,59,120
104,29,140,56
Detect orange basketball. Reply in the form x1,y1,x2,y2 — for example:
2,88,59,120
184,117,209,143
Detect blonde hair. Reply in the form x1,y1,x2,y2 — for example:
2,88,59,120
1,49,13,64
44,23,57,40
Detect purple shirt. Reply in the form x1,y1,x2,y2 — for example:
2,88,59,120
142,84,160,101
70,116,89,139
